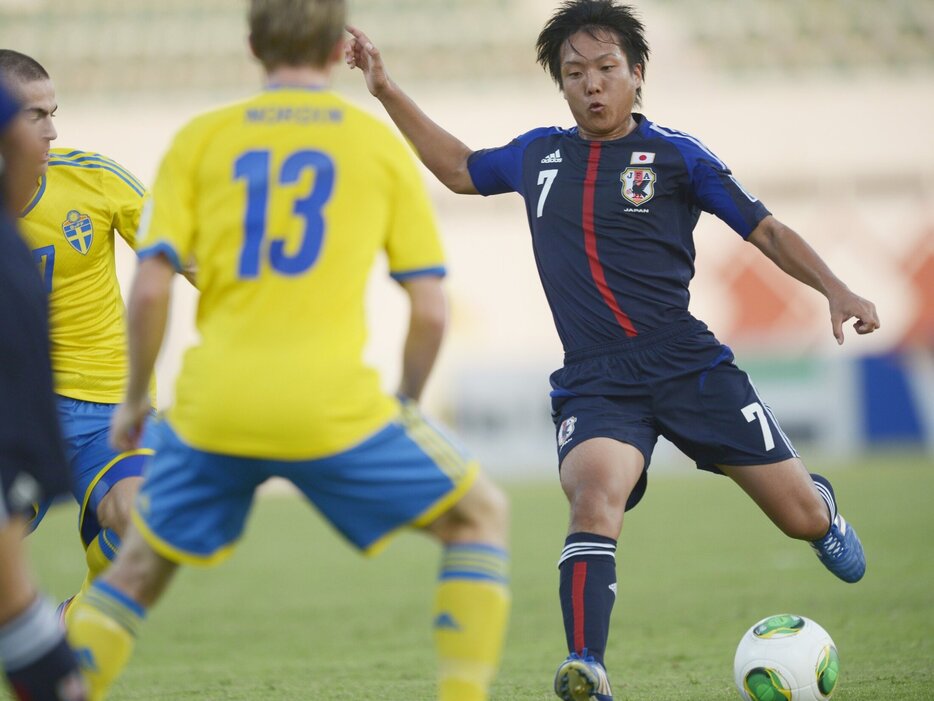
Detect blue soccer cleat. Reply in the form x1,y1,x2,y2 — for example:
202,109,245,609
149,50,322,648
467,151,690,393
554,651,613,701
810,513,866,583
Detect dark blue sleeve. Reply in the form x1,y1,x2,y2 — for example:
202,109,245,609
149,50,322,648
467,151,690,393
467,141,526,196
676,138,770,238
467,127,560,197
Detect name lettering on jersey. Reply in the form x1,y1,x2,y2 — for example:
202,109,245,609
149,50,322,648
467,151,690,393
245,106,343,124
62,209,94,254
540,149,563,164
558,416,577,449
620,168,656,206
630,151,655,164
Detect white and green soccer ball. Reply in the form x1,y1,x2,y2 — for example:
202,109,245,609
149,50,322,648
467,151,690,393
733,614,840,701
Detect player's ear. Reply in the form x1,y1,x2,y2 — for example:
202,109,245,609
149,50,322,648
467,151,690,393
632,63,643,89
327,36,346,66
247,33,259,60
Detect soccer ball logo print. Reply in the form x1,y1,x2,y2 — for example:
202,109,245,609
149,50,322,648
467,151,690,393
734,614,840,700
620,167,656,206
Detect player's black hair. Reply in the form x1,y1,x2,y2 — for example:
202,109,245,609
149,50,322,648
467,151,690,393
0,49,50,84
536,0,649,104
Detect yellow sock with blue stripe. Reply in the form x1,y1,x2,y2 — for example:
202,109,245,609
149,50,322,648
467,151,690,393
85,529,121,583
66,580,144,701
433,544,510,701
61,529,123,628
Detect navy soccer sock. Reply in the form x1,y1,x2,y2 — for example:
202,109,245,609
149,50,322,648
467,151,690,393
558,532,617,666
810,472,838,533
0,597,86,701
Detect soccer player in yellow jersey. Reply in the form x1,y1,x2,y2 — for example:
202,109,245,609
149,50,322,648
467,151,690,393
0,50,153,616
66,1,510,700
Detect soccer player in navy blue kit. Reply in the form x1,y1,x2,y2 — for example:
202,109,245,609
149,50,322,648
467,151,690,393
0,79,87,701
348,2,880,700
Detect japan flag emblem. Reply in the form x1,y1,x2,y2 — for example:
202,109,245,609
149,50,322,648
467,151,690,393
620,167,656,205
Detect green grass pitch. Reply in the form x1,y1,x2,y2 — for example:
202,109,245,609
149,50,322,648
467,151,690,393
12,455,934,700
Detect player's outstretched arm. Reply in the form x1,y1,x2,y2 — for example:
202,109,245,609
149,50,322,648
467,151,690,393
397,276,447,402
111,254,174,450
345,26,478,195
747,215,880,345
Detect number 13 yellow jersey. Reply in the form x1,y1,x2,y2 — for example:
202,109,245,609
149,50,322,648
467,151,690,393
138,87,446,459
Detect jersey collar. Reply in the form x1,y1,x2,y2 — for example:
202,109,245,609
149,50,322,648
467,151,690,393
20,174,46,217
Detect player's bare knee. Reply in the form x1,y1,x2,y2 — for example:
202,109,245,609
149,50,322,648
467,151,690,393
429,475,508,546
96,477,142,536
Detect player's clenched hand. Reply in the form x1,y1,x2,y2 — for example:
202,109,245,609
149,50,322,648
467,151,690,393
828,289,880,345
110,398,151,451
345,26,392,98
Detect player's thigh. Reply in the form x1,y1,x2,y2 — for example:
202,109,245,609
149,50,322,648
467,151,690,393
718,458,829,540
551,392,658,517
560,437,645,538
422,470,508,547
285,403,479,554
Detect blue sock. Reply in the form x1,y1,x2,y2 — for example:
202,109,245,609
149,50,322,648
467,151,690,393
558,532,617,665
810,473,838,532
0,597,86,701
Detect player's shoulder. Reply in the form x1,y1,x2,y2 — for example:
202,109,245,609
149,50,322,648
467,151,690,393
47,147,145,197
639,116,725,167
511,125,569,149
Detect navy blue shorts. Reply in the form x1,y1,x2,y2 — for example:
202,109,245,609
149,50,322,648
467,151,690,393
550,319,798,510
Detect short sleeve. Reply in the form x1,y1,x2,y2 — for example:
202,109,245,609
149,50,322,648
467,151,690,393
97,156,147,249
672,137,770,238
467,140,526,196
136,128,197,271
385,142,446,282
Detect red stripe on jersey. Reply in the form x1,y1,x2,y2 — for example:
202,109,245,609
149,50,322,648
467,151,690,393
572,561,587,653
582,141,638,337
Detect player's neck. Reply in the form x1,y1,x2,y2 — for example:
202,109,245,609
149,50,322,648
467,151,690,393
264,65,331,90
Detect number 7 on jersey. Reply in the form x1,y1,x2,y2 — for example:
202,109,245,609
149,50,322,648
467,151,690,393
537,169,558,218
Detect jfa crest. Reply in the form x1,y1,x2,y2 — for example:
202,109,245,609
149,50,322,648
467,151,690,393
558,416,577,449
620,167,656,206
62,209,93,255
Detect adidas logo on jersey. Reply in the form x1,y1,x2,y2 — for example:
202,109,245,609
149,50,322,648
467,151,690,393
541,149,562,164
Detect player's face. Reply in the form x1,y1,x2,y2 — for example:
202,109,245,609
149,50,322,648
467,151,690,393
0,112,48,212
8,77,57,178
559,29,642,141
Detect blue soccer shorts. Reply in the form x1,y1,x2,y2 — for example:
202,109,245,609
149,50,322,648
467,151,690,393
550,319,798,510
133,402,480,565
32,397,153,546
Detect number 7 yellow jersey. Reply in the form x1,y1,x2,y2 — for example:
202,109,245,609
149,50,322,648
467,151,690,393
138,87,446,459
19,149,146,403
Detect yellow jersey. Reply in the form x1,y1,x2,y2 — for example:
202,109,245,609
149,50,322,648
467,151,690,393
138,87,445,459
19,148,146,403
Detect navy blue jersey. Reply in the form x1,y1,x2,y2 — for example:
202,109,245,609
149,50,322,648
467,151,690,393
467,114,769,353
0,211,71,518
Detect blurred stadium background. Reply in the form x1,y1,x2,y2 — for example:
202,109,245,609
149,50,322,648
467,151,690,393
2,0,933,477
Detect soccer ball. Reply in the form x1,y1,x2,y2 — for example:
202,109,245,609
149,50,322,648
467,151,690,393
733,614,840,700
